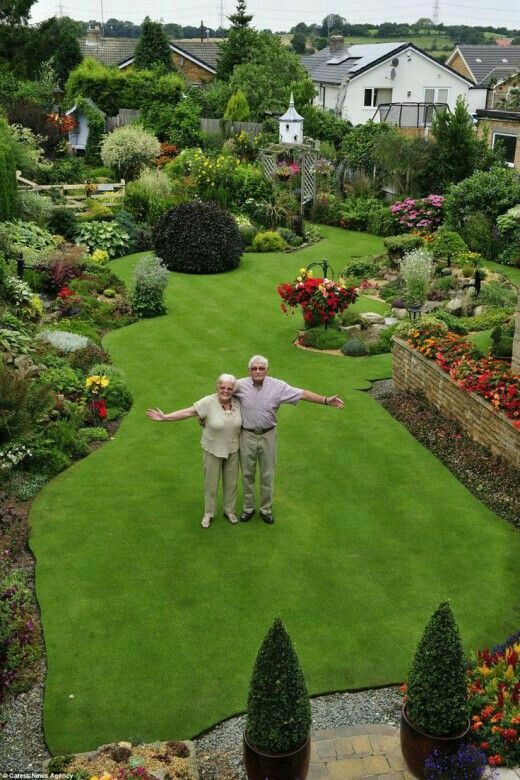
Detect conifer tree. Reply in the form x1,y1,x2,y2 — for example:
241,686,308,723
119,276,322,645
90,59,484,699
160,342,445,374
216,0,257,80
134,17,172,71
223,89,250,120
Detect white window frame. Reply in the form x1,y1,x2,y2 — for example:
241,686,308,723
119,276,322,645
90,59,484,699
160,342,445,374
492,131,517,167
424,87,450,104
363,87,393,109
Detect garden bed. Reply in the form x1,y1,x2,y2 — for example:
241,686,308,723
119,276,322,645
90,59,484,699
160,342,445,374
372,383,520,529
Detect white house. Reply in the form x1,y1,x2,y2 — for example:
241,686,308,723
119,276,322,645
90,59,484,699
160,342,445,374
301,38,482,126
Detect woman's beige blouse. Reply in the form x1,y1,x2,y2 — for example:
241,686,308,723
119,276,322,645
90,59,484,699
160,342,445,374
192,394,242,458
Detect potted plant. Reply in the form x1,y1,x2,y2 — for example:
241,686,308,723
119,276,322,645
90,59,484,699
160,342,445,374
401,602,470,779
243,618,312,780
400,248,433,318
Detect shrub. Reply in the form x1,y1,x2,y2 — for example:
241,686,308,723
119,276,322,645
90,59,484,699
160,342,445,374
340,309,361,327
40,364,82,394
367,324,398,355
340,197,384,231
90,249,109,266
48,208,79,241
496,204,520,244
461,212,493,258
77,426,109,444
430,228,467,265
300,327,346,350
33,157,87,184
124,168,173,227
406,602,468,737
0,364,54,445
76,222,130,258
341,255,382,279
100,125,161,181
78,200,113,223
490,324,514,358
276,228,303,248
0,221,56,253
69,343,110,372
390,195,444,232
478,281,517,309
246,618,311,754
131,255,169,318
0,570,41,700
252,231,287,253
18,191,53,227
384,234,424,263
400,249,434,306
458,309,512,332
341,337,368,356
444,168,520,231
39,329,91,352
87,369,133,411
497,243,520,267
224,89,250,121
367,207,398,237
0,121,19,221
231,163,273,209
380,278,406,303
40,244,86,290
311,192,342,225
153,202,243,274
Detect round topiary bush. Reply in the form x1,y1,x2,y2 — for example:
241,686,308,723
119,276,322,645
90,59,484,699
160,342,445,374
153,202,243,274
341,338,368,357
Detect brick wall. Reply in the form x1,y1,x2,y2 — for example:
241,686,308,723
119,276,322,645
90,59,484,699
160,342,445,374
171,52,214,84
392,338,520,469
477,117,520,170
513,297,520,374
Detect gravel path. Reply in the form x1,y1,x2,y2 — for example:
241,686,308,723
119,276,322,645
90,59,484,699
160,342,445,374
0,661,49,773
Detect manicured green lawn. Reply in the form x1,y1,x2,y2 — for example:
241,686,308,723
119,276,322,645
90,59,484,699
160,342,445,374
30,226,520,754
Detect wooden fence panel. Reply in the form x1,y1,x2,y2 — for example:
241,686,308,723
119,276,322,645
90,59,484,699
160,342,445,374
200,118,263,138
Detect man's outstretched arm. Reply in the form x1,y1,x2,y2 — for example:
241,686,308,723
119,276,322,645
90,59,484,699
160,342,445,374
301,390,344,408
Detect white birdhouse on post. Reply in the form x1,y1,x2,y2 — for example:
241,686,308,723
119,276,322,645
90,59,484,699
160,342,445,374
279,92,303,145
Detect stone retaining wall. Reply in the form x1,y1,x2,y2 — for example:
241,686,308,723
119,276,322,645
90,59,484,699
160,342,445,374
392,338,520,469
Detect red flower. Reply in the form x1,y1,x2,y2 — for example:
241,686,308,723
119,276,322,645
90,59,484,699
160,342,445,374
480,741,489,750
488,755,503,766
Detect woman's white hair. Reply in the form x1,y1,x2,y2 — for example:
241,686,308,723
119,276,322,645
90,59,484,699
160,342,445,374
248,355,269,369
217,373,237,385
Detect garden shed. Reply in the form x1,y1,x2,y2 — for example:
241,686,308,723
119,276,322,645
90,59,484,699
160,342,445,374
66,99,106,153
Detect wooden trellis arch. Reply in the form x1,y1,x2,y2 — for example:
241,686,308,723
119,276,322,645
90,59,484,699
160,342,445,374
259,142,318,212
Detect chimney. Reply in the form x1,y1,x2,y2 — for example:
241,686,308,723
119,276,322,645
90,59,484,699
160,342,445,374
329,35,344,53
86,26,102,44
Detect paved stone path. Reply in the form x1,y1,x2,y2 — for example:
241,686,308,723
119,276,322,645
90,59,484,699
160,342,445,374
309,725,520,779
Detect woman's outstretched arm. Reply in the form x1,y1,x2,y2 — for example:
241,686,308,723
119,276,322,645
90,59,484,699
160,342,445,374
146,406,198,422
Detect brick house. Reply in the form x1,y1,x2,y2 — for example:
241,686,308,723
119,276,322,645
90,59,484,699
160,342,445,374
79,27,218,84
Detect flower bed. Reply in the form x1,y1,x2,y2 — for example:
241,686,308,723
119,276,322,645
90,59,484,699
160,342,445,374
390,195,444,232
405,323,520,427
467,634,520,768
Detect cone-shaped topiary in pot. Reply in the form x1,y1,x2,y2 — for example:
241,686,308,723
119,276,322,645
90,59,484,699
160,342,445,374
153,201,243,274
406,602,468,737
246,618,311,754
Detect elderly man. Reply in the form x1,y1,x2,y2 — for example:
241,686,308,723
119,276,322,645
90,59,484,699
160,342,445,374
234,355,344,524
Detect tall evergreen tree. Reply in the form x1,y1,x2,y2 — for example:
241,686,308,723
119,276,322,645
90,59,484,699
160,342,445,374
428,97,490,190
216,0,257,80
228,0,253,28
134,17,172,71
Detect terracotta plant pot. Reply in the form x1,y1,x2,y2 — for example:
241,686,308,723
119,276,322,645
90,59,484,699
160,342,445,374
400,705,470,779
243,730,311,780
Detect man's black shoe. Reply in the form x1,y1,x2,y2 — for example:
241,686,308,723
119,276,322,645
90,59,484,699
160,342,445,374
240,510,255,522
261,512,275,524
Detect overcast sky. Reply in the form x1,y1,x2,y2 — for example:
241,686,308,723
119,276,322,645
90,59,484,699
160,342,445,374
29,0,519,34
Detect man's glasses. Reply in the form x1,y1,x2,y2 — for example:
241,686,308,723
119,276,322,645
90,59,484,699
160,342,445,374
250,366,267,371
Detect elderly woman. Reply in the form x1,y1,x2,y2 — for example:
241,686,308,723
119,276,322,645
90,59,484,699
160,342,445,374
146,374,242,528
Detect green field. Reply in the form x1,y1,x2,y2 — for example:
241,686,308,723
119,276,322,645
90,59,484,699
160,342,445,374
30,226,520,755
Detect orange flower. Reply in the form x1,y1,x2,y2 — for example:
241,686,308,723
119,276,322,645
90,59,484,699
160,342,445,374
472,721,483,731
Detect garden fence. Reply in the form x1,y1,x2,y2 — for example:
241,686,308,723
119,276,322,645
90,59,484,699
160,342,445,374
16,173,126,210
200,118,263,138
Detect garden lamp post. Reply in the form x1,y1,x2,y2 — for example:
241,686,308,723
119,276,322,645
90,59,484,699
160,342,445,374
305,259,335,280
53,84,65,131
305,259,336,328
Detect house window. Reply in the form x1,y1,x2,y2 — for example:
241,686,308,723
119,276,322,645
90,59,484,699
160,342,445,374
424,87,449,103
364,88,393,108
493,132,517,166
